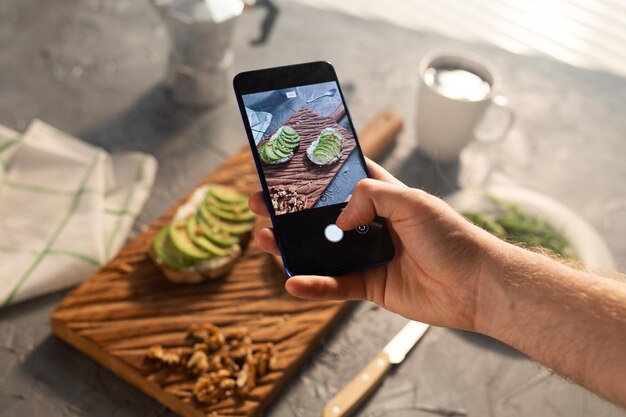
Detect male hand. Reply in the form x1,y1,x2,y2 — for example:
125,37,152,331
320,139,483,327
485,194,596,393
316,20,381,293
248,158,499,331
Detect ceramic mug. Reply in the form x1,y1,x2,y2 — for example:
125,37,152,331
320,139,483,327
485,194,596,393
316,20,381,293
417,51,514,162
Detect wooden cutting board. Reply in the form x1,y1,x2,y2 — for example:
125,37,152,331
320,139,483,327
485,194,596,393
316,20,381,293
51,110,403,417
260,107,357,209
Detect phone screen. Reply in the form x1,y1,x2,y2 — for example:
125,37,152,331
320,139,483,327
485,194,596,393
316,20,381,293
241,80,367,216
234,62,394,276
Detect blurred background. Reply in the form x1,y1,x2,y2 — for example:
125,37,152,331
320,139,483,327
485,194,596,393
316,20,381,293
1,1,625,417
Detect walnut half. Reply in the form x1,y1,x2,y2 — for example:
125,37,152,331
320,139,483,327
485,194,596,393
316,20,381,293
146,345,182,366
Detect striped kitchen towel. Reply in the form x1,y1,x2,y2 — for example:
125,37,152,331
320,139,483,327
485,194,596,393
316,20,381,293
0,120,157,307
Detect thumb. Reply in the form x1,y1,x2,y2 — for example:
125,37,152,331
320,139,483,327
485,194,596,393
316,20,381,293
336,178,414,230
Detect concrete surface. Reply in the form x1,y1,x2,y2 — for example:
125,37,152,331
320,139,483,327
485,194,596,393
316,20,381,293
1,0,625,416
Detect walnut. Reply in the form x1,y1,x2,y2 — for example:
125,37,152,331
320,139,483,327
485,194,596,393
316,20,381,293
145,323,277,404
187,324,225,351
254,344,276,377
236,352,257,394
193,371,237,404
187,351,209,374
270,187,307,215
147,345,182,366
193,343,208,353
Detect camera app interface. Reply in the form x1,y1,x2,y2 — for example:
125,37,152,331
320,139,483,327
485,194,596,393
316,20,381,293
242,81,367,216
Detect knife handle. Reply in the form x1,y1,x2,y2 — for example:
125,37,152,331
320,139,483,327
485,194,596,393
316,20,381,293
322,351,392,417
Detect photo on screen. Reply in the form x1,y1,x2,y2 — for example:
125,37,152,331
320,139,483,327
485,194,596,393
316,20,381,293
242,81,367,216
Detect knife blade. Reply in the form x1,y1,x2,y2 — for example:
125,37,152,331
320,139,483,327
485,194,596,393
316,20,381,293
322,321,430,417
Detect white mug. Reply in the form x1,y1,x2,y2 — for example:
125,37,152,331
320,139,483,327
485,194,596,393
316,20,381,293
417,51,514,162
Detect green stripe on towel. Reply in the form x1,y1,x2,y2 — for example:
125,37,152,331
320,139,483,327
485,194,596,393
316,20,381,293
1,153,101,307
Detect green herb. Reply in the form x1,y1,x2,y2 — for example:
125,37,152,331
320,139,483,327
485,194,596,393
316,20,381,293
463,196,576,259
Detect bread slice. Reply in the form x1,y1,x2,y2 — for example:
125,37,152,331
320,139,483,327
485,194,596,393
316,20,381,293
149,243,242,284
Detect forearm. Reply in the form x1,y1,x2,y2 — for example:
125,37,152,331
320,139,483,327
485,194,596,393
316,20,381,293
476,240,626,406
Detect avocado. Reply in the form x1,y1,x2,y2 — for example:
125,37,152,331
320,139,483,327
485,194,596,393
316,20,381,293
314,145,337,162
258,142,269,162
320,136,341,151
197,216,238,247
169,219,212,262
273,139,289,154
278,127,300,145
264,142,280,161
280,134,300,146
277,133,299,148
208,186,248,205
199,201,255,235
316,142,339,156
320,131,342,146
272,143,292,159
204,193,248,214
316,141,338,154
320,132,341,144
185,216,232,257
206,202,257,223
152,226,193,269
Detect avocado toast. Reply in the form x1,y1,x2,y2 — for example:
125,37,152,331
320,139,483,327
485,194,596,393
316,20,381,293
307,127,343,165
258,125,301,165
150,185,256,283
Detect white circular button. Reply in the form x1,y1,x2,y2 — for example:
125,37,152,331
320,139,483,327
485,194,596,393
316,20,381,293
324,224,344,243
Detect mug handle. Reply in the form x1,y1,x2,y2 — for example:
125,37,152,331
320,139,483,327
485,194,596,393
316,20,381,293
475,95,515,143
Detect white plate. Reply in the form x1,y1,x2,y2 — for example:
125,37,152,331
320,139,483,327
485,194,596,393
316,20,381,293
446,186,616,273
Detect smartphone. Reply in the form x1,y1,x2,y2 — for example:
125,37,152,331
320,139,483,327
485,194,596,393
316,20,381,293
233,61,394,276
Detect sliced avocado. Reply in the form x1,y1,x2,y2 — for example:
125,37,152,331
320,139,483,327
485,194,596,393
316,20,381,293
280,133,300,142
316,143,339,159
264,142,280,161
317,142,339,156
280,134,301,145
274,136,290,150
199,201,255,235
152,226,192,269
313,148,333,163
208,186,248,205
272,143,292,159
169,219,212,262
197,216,238,247
320,142,340,155
205,192,248,212
320,133,341,145
320,136,341,149
321,132,341,143
280,126,299,138
204,199,250,223
185,217,231,257
258,142,269,162
207,202,257,223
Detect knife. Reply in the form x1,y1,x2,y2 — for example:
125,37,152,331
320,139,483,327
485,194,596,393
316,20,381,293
322,321,430,417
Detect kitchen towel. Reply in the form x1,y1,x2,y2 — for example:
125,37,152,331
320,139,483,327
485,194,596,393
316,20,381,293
245,107,273,145
0,120,157,307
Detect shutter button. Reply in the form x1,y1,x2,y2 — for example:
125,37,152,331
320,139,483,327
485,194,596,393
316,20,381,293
324,224,344,243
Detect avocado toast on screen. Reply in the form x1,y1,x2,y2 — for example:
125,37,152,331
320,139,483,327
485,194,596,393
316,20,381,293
307,127,343,165
258,125,301,165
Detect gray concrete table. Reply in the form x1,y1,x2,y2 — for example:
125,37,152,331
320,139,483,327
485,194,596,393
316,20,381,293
1,1,625,416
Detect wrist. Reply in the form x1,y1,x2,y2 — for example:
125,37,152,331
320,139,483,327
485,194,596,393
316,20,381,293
471,233,517,336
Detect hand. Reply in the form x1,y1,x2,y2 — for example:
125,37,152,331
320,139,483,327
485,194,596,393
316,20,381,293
248,159,501,331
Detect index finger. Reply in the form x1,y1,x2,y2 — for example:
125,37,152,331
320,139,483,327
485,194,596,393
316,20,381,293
365,158,407,187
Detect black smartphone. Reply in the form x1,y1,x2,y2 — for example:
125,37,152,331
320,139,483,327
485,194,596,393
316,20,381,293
233,61,394,276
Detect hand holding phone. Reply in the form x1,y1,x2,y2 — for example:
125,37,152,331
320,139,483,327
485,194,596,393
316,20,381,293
233,61,394,276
